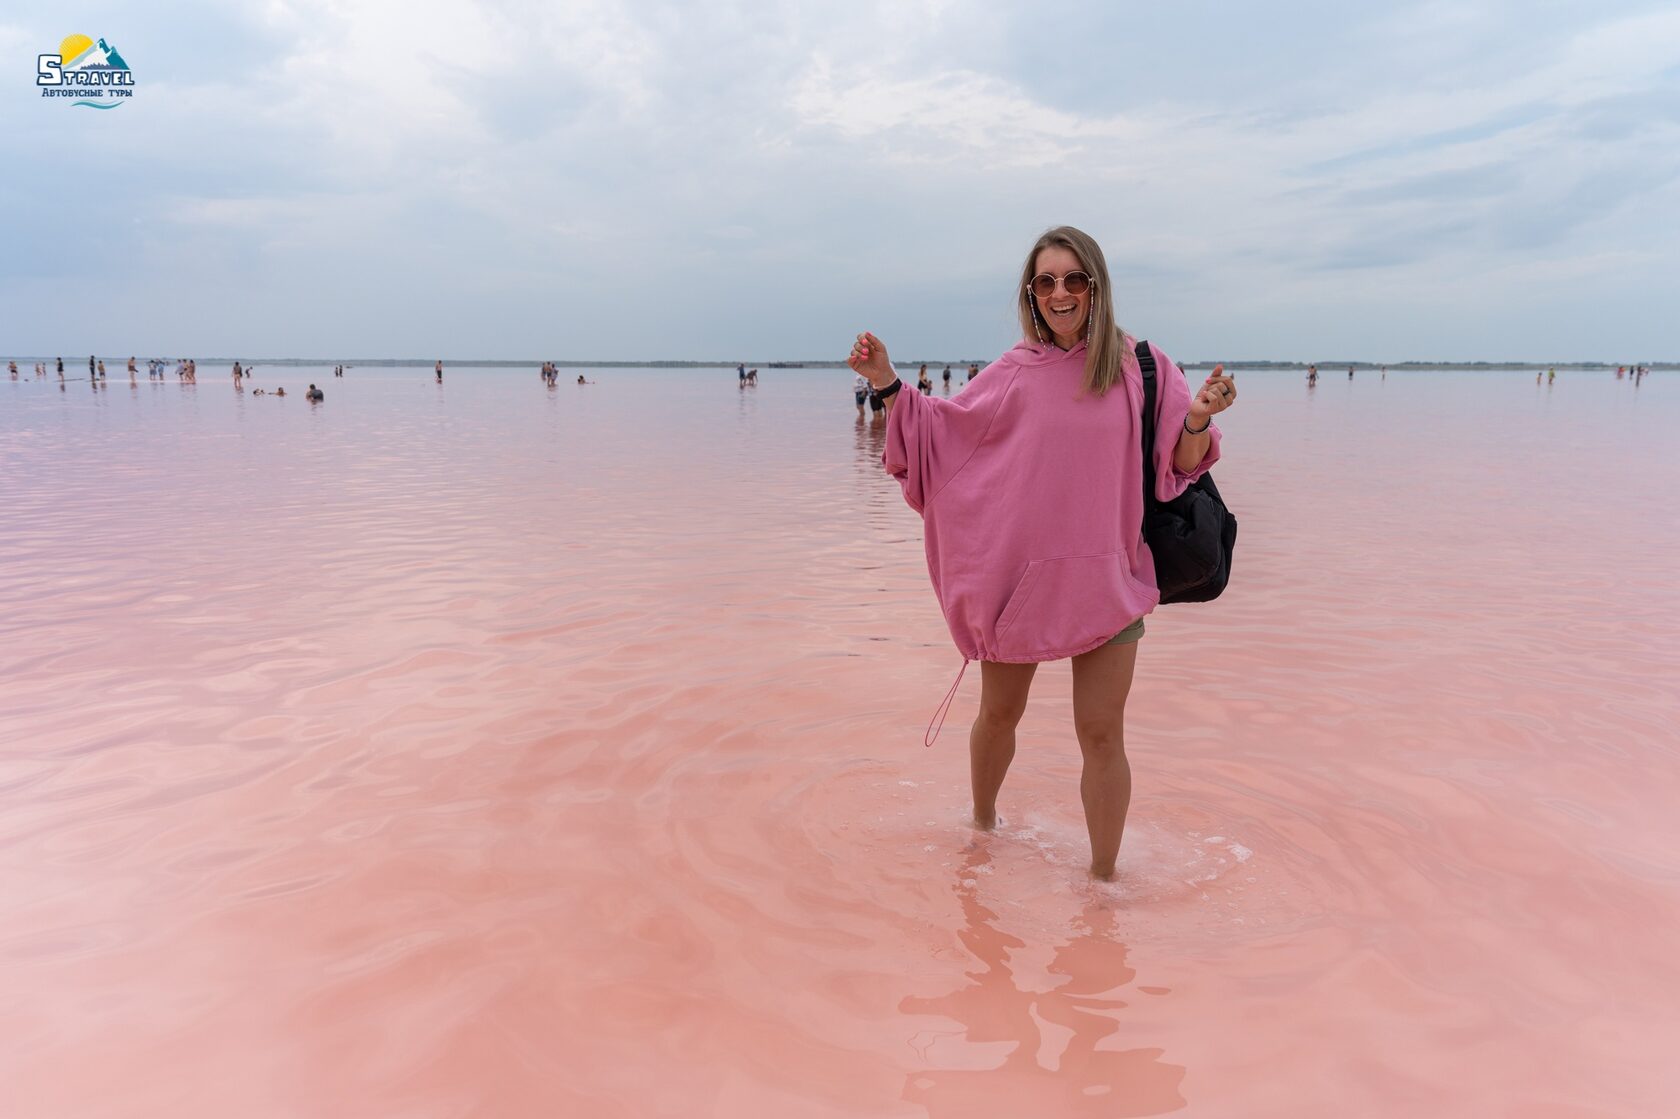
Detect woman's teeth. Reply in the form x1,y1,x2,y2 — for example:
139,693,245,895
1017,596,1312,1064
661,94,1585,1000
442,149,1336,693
1052,305,1076,316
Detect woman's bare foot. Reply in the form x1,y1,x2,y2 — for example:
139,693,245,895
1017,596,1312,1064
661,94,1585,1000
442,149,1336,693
1089,860,1116,881
972,811,1002,831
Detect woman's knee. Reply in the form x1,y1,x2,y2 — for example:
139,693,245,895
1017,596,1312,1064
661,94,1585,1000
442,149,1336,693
1075,721,1126,762
976,697,1029,729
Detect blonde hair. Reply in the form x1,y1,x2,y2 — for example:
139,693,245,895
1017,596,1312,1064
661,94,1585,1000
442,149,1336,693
1016,225,1134,396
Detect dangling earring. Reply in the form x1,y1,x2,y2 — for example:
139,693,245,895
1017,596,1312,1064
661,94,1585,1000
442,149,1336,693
1030,298,1047,345
1086,308,1094,345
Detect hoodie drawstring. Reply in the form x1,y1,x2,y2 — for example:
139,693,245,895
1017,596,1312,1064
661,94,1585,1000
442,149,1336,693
924,658,970,747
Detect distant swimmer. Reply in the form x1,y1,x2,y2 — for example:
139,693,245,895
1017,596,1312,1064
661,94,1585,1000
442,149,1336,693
576,374,595,384
275,386,286,396
435,359,443,382
746,368,758,384
306,384,324,401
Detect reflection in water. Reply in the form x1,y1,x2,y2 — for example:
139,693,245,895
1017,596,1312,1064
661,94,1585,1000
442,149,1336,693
852,408,896,521
901,843,1187,1117
852,409,886,472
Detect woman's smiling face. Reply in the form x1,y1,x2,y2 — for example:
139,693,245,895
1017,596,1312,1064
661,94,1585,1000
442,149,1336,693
1032,244,1091,349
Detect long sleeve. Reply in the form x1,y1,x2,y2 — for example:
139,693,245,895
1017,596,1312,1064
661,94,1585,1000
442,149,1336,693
1147,343,1221,502
882,360,1011,514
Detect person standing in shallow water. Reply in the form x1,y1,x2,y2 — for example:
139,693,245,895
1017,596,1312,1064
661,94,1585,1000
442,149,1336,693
435,359,443,382
846,225,1237,881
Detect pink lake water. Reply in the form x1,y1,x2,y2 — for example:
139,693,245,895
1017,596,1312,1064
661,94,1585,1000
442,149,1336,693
2,362,1677,1118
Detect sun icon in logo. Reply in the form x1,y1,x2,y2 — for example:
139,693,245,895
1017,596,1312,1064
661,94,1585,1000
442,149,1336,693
59,34,96,65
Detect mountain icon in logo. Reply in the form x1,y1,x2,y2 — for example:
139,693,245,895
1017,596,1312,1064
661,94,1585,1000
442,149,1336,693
60,34,129,71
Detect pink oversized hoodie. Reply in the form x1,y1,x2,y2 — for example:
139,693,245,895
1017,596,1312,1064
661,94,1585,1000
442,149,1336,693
883,337,1220,675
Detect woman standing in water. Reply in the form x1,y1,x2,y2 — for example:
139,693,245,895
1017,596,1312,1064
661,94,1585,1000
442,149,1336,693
846,225,1237,880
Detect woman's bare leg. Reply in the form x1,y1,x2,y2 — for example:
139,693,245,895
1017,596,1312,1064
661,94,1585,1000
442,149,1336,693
1070,640,1139,879
970,660,1038,829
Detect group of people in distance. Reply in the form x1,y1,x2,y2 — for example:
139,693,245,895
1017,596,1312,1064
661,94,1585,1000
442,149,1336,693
11,355,207,384
541,362,593,385
1304,364,1388,387
854,361,979,416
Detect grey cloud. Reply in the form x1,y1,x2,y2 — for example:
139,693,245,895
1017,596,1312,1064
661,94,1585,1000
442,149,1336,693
1305,103,1560,175
1341,163,1522,206
2,0,1676,361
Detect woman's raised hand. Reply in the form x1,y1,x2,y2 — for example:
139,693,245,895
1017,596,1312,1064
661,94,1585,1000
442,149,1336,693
846,332,894,388
1188,363,1237,422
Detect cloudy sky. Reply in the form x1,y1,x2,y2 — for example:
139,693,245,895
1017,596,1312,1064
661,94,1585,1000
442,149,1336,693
2,1,1676,362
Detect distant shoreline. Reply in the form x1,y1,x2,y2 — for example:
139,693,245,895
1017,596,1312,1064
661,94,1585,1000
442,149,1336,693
5,357,1672,371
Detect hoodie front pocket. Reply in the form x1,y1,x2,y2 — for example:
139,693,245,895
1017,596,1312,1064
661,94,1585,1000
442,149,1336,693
991,552,1136,661
992,562,1044,648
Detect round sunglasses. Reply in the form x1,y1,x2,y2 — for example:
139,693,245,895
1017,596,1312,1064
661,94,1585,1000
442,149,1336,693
1028,271,1093,299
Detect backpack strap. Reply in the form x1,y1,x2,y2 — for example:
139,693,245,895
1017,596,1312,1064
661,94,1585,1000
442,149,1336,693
1136,339,1157,510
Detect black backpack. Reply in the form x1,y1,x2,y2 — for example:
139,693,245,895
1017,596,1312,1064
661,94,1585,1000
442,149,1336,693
1136,340,1237,603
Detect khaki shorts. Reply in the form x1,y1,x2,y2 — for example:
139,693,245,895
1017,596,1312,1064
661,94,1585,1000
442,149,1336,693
1105,617,1145,646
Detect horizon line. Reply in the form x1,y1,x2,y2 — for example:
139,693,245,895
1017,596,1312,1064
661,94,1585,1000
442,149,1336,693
6,356,1672,370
